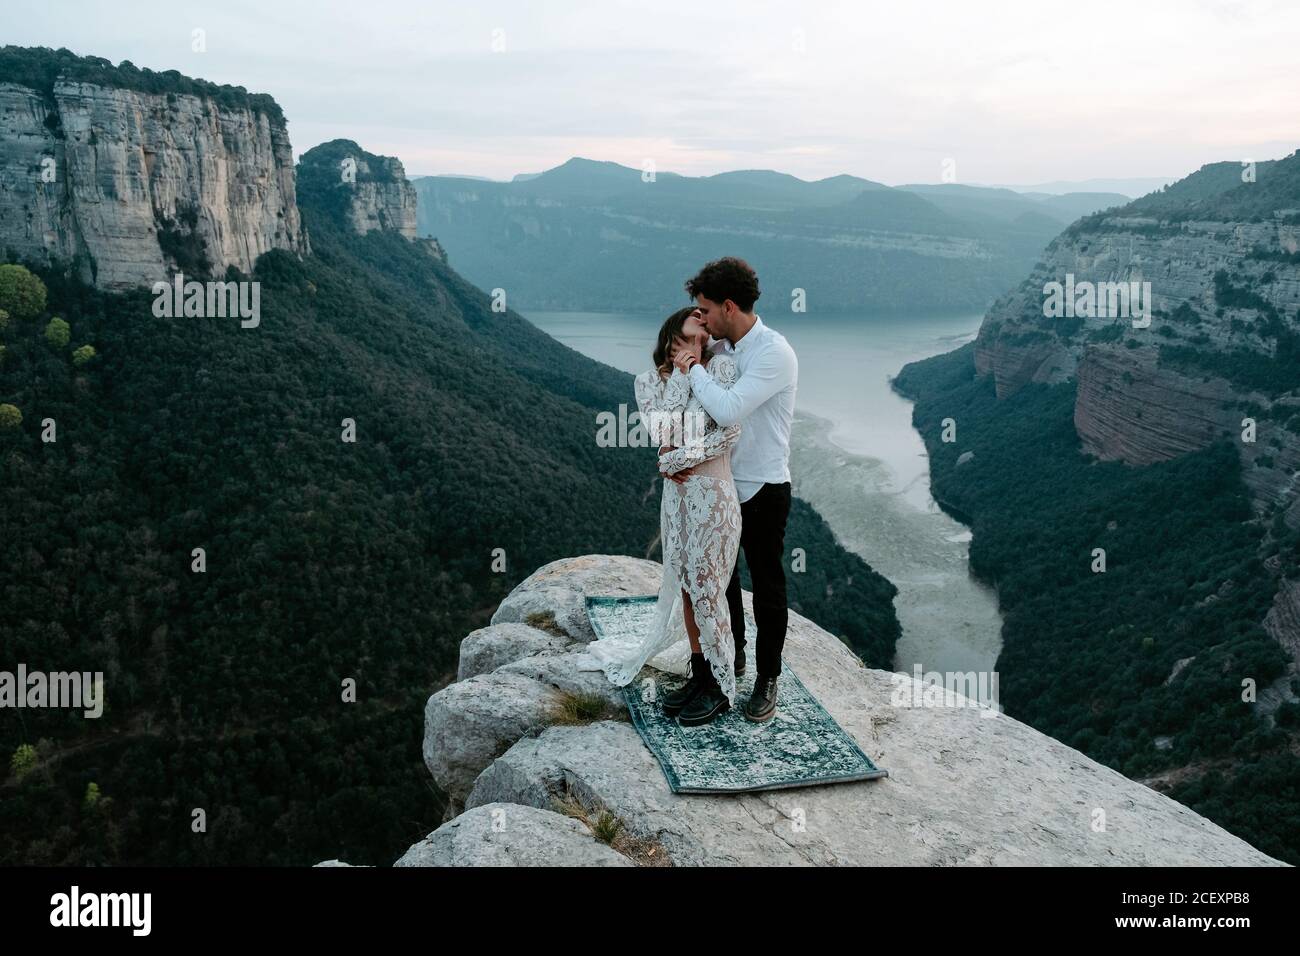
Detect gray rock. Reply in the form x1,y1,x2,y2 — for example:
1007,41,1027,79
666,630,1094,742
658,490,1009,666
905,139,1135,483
467,721,815,865
338,151,419,240
490,554,663,643
497,650,628,712
1255,663,1300,721
1164,656,1196,685
422,671,563,809
394,803,631,867
458,623,574,680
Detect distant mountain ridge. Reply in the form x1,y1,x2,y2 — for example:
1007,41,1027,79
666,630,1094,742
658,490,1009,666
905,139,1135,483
414,157,1128,314
896,183,1130,228
984,176,1176,198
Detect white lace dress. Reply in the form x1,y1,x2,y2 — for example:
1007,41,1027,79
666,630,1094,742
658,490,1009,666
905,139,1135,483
580,355,743,704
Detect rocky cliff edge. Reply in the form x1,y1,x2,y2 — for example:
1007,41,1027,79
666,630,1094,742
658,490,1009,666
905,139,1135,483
320,555,1285,867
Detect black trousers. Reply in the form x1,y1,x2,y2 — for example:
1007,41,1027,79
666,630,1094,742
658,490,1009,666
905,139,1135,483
725,481,792,679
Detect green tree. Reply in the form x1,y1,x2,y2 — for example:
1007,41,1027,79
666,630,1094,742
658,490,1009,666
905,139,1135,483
0,403,21,429
10,744,37,780
72,344,96,367
45,317,70,349
82,782,101,811
0,307,10,329
0,264,47,319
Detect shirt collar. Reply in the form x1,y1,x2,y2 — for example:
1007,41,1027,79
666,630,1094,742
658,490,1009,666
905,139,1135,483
732,314,764,354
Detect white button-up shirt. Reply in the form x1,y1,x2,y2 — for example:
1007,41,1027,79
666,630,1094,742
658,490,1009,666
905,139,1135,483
688,315,798,503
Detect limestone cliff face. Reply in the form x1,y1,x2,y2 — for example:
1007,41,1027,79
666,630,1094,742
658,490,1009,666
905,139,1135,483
294,139,444,260
1073,345,1241,464
1073,344,1300,511
972,262,1078,395
972,158,1300,679
321,555,1284,867
973,179,1300,527
0,79,307,288
342,153,418,240
976,215,1300,398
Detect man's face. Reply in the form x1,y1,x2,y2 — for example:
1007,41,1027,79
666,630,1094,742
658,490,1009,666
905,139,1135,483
694,296,729,339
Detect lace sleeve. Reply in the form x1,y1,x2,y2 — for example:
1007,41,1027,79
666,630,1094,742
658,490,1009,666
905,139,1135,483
635,368,691,447
658,356,741,474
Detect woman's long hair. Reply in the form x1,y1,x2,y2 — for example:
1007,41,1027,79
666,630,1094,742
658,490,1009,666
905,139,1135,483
652,307,697,377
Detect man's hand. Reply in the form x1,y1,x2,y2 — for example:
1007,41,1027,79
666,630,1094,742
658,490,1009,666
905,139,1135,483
672,335,703,373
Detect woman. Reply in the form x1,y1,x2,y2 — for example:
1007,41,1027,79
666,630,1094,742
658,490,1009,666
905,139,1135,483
582,307,742,726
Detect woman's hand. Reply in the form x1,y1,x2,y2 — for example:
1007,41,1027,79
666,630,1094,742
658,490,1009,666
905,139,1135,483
657,445,692,482
660,463,694,484
671,335,703,373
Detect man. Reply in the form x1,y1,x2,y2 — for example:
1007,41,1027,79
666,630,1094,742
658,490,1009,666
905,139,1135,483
671,257,798,722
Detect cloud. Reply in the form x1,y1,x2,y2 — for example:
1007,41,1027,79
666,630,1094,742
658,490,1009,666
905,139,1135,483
7,0,1298,183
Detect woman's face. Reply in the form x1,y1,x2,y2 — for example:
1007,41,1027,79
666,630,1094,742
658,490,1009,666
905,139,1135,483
680,309,707,345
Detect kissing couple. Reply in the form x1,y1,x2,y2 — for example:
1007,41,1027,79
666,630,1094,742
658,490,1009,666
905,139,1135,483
583,257,799,727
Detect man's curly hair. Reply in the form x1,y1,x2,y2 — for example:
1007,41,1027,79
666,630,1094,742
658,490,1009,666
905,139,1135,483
685,257,760,313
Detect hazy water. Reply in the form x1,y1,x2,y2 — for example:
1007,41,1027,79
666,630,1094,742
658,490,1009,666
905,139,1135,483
527,309,1003,676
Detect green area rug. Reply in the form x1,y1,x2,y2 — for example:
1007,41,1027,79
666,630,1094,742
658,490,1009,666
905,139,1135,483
587,596,889,794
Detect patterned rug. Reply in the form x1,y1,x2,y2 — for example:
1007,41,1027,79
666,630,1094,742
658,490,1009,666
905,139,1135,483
587,595,889,794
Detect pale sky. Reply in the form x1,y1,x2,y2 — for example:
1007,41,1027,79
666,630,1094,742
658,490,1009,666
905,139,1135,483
7,0,1298,185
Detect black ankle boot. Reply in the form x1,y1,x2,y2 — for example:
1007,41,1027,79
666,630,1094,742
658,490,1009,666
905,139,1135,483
678,669,730,727
661,653,709,717
744,674,779,722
